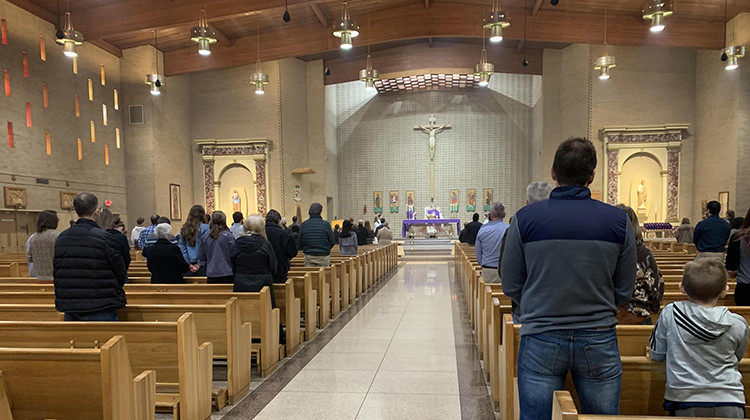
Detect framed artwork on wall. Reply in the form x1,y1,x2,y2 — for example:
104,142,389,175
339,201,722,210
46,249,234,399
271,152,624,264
389,191,399,213
483,189,493,212
373,191,383,214
700,200,708,217
3,186,27,208
405,191,415,219
718,192,729,218
450,190,459,213
60,191,77,210
467,189,476,212
170,184,182,221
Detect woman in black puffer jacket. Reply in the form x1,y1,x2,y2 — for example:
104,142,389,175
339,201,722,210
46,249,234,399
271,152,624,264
231,215,277,301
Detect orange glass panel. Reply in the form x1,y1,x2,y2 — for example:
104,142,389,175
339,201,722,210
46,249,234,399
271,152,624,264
113,89,119,110
42,83,48,108
72,57,78,74
25,102,31,127
102,104,107,126
1,19,7,45
90,121,95,143
22,52,29,78
104,145,109,165
3,70,10,97
100,65,105,86
74,95,80,117
115,128,121,148
7,122,13,148
87,79,93,101
45,130,51,155
77,138,82,160
39,35,46,61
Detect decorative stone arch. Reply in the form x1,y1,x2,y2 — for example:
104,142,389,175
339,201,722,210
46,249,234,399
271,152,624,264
196,139,270,216
600,124,689,222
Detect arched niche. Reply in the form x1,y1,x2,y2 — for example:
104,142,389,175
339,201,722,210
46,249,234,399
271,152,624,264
620,152,663,222
600,124,689,222
196,139,270,216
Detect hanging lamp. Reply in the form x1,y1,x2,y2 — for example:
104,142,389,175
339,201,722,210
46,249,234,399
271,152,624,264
145,30,164,96
251,27,269,95
474,29,494,87
191,9,217,56
333,2,359,50
642,0,673,32
360,49,379,91
55,11,84,57
594,9,615,80
721,0,744,70
484,0,510,43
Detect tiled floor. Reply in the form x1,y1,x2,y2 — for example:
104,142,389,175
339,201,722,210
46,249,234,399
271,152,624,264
249,262,461,420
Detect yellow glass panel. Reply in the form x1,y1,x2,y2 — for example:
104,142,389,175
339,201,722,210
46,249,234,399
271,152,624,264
115,128,121,149
77,138,82,160
90,120,95,143
87,78,93,101
113,89,119,110
73,57,77,74
104,145,109,165
45,130,51,155
42,83,48,108
100,64,105,86
74,95,80,117
39,35,46,61
102,104,107,126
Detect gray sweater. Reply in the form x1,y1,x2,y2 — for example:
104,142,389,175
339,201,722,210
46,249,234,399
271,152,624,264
650,301,749,404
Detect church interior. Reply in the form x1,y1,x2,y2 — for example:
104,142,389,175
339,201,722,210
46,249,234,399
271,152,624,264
0,0,749,418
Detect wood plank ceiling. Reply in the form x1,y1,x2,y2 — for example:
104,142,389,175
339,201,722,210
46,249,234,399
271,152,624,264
7,0,750,76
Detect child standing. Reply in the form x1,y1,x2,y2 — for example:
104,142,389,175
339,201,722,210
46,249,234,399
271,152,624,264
650,258,749,418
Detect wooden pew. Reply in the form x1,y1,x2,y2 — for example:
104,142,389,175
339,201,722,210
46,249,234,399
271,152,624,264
551,390,727,420
0,299,252,407
0,264,19,278
0,313,212,420
288,267,331,326
0,335,155,420
0,289,279,377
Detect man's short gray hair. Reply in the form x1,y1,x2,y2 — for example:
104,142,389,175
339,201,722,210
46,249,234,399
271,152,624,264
527,181,552,204
155,223,172,240
490,202,506,220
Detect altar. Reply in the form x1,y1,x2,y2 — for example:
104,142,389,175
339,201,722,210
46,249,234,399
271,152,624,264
402,219,461,238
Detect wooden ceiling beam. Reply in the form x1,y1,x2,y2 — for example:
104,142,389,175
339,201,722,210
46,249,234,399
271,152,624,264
208,23,233,46
516,38,525,54
425,0,431,9
6,0,56,24
532,0,543,16
310,4,328,28
90,39,123,57
164,2,724,75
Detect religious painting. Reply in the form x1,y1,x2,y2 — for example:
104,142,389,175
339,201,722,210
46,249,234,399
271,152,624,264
467,189,476,212
389,191,399,213
373,191,383,214
700,200,708,218
450,189,459,213
169,184,182,221
293,184,302,203
483,189,493,212
718,192,729,218
3,186,26,208
406,191,415,219
60,191,77,210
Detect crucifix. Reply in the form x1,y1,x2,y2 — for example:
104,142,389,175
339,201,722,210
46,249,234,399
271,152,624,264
414,115,452,201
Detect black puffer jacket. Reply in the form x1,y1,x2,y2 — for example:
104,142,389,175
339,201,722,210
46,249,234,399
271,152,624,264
231,234,277,293
265,223,298,283
106,229,132,269
54,218,127,313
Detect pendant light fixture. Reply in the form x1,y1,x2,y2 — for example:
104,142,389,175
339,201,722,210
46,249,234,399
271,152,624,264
721,0,745,70
283,0,291,22
55,11,84,57
191,9,217,56
594,9,615,80
642,0,673,32
333,2,359,50
250,27,269,95
145,30,164,96
359,14,379,91
474,26,494,87
484,0,510,43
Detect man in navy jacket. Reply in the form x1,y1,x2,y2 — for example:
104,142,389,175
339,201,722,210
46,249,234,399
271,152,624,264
501,137,636,419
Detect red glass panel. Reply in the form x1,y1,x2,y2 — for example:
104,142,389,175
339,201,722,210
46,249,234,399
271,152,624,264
7,122,13,148
3,70,9,97
22,52,28,78
1,19,7,45
25,102,31,127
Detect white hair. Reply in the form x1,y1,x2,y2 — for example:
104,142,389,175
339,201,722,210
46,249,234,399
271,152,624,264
155,223,172,240
490,202,506,220
527,181,552,204
281,217,287,225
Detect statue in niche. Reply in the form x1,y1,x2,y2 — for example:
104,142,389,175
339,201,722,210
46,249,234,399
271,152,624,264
232,189,241,213
637,180,648,210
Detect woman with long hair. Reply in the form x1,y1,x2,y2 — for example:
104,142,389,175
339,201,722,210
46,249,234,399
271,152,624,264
339,219,358,256
198,211,236,284
727,208,750,305
616,204,664,324
26,210,59,282
98,208,131,269
178,205,210,276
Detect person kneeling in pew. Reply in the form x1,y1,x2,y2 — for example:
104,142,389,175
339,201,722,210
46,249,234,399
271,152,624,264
650,258,749,418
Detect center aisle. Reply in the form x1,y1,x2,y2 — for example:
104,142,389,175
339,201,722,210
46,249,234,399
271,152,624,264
250,262,467,419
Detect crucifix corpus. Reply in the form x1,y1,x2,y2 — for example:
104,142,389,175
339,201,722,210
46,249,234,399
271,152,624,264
414,115,452,201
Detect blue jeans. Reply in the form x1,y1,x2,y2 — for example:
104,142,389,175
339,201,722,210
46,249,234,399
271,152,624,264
517,328,622,420
64,309,119,321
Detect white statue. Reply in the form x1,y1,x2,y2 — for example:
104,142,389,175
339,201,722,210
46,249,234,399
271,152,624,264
637,180,648,210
